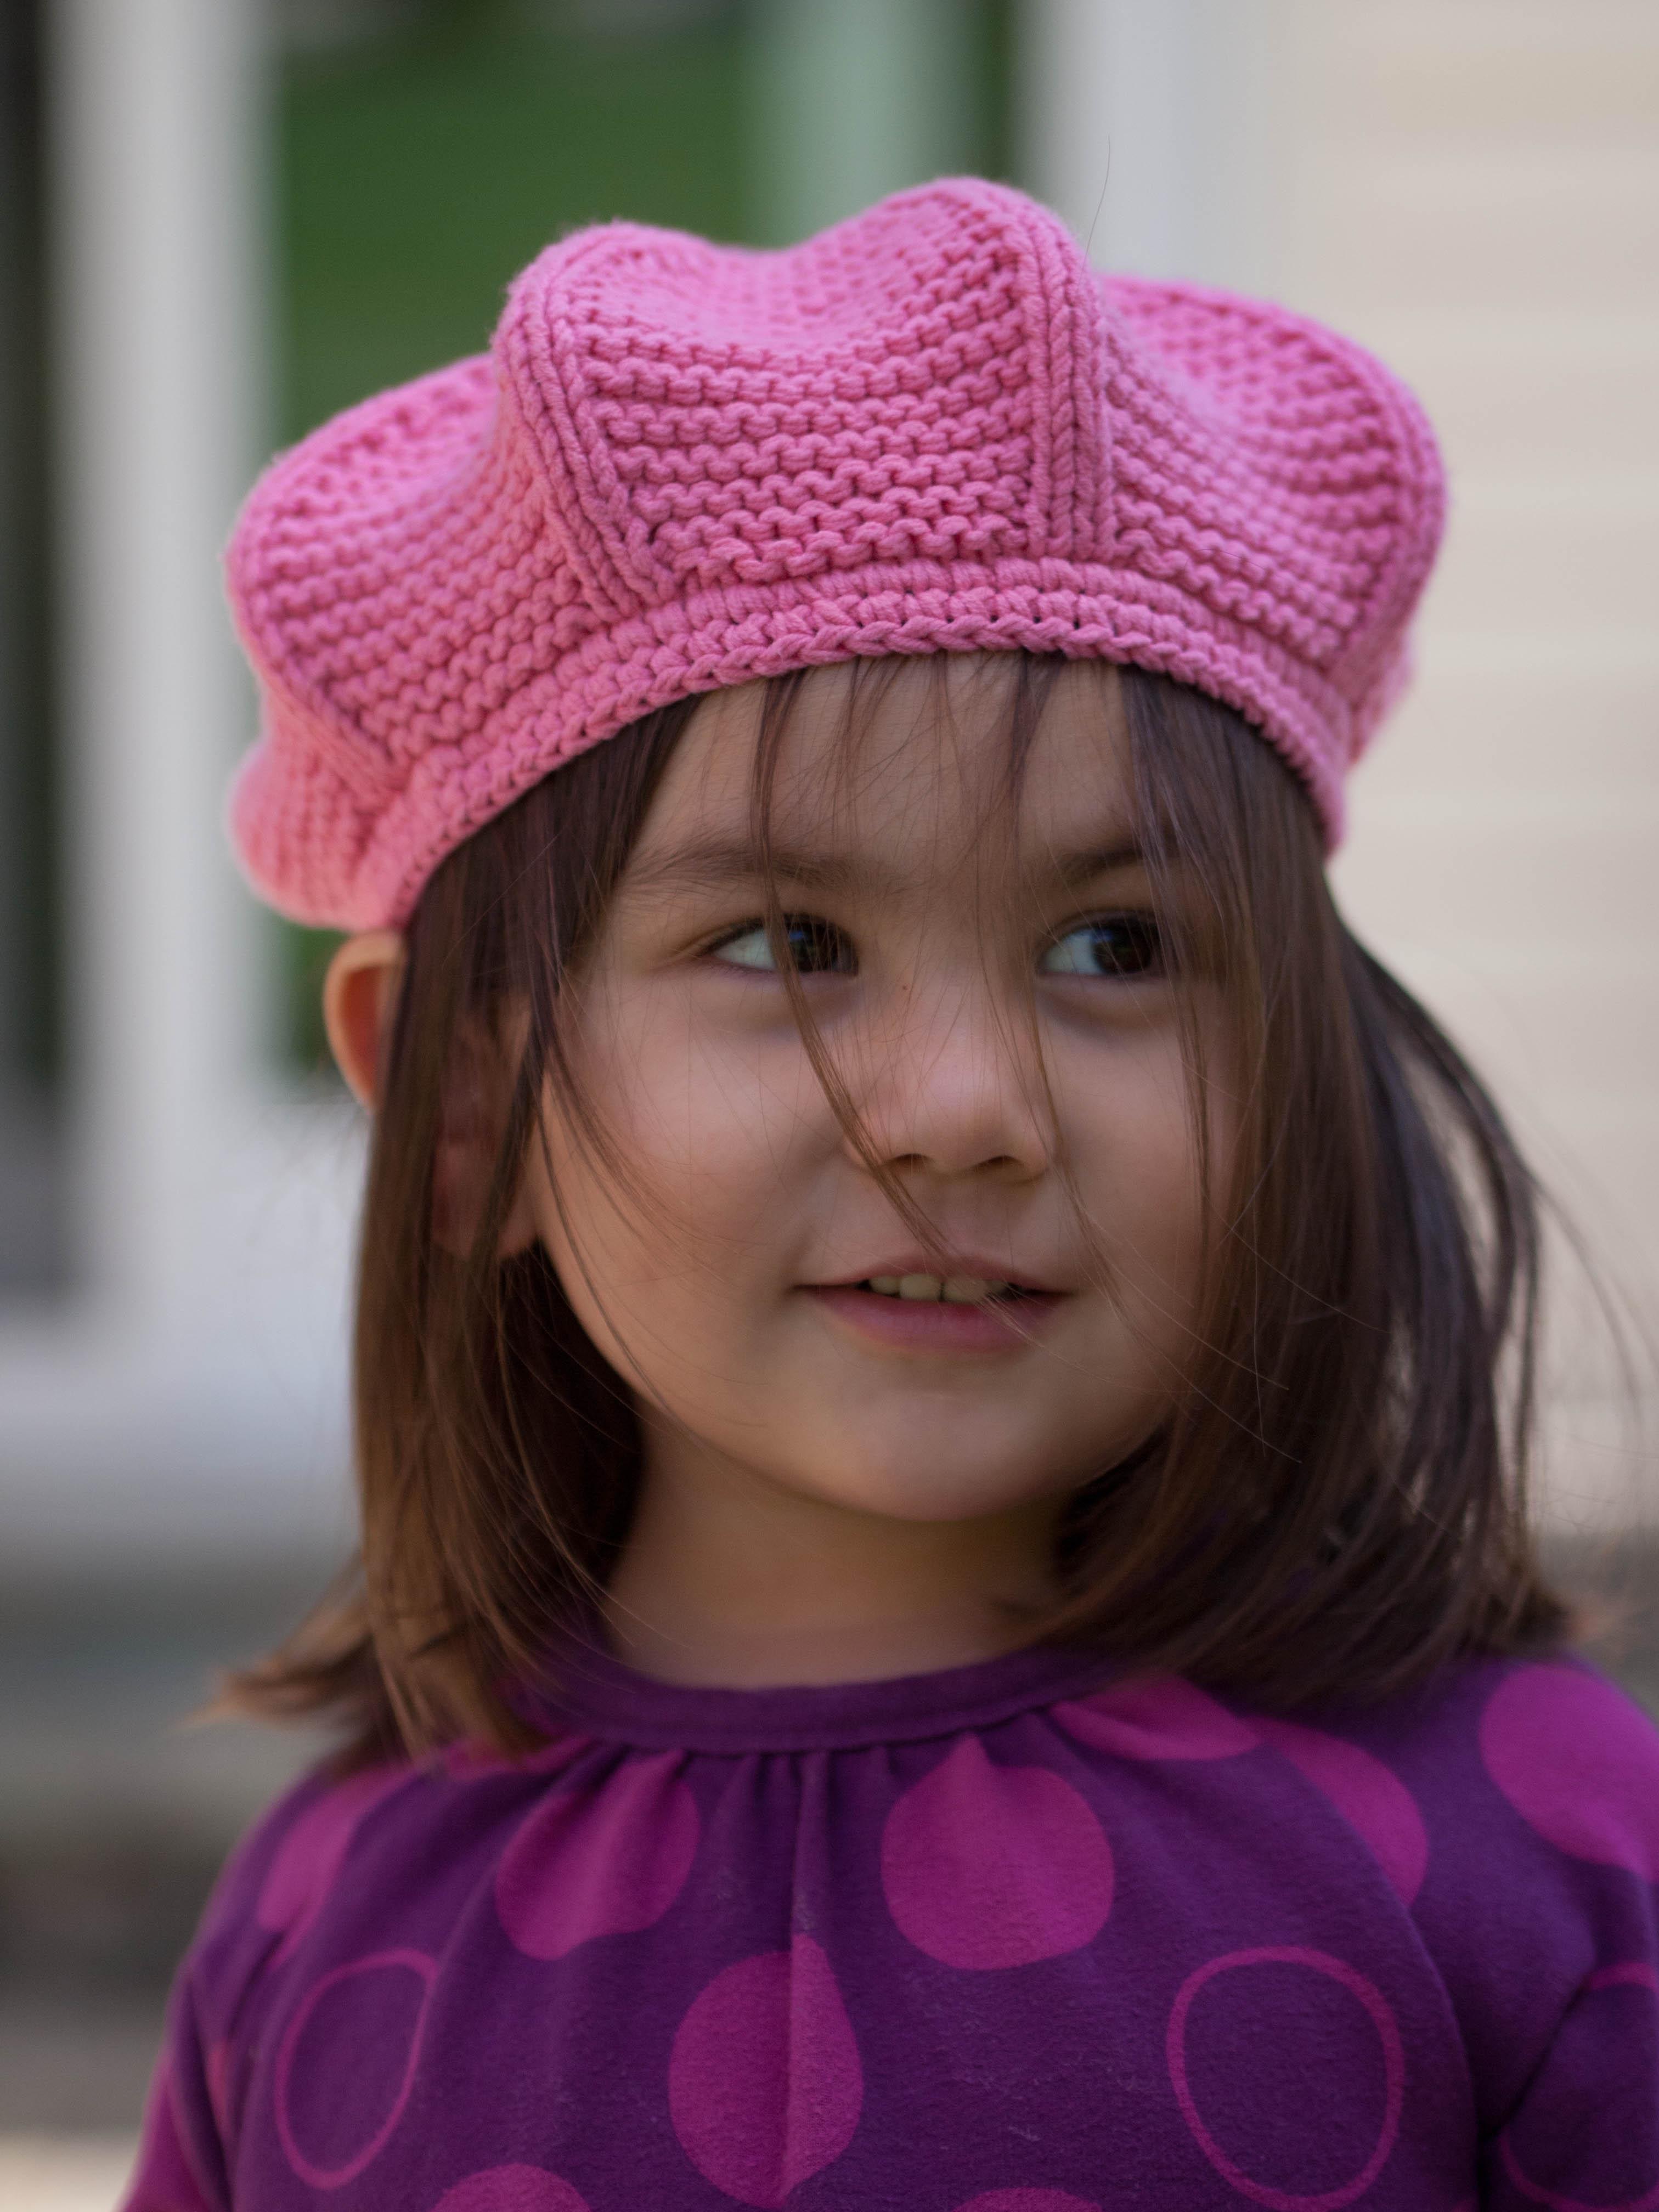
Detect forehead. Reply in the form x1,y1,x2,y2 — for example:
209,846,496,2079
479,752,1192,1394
631,655,1136,875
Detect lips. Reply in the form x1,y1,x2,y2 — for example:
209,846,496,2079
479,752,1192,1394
805,1257,1066,1355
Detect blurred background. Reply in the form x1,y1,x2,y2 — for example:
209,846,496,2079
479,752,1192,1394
1,0,1655,2199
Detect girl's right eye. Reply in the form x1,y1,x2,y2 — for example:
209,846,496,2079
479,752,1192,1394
1039,912,1165,978
709,916,857,975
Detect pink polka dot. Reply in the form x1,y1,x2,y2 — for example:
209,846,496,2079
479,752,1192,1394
1253,1718,1429,1906
274,1948,436,2188
495,1750,698,1960
668,1934,862,2208
1481,1666,1659,1880
952,2194,1101,2210
1167,1947,1404,2210
433,2168,591,2212
1498,1963,1659,2211
881,1737,1113,1969
1053,1676,1258,1761
257,1765,413,1957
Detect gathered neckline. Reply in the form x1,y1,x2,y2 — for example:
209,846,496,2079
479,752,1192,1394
522,1634,1118,1754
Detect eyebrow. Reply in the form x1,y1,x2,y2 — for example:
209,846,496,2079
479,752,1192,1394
1049,838,1152,886
623,833,1153,901
624,838,866,898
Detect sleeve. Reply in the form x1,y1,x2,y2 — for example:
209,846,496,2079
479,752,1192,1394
1468,1662,1659,2206
118,1969,230,2212
115,1759,355,2212
1481,1955,1659,2208
116,1752,418,2210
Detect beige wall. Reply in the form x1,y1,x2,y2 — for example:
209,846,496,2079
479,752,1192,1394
1273,2,1659,1527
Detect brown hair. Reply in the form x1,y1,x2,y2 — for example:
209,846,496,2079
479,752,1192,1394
231,658,1568,1762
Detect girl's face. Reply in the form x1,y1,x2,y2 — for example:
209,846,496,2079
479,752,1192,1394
526,657,1235,1539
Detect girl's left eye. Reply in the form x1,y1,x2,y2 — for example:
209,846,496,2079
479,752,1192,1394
709,915,856,975
1040,914,1164,978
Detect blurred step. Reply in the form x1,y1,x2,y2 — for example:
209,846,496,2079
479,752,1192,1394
0,2134,137,2212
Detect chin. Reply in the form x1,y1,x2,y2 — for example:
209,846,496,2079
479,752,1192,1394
795,1446,1074,1527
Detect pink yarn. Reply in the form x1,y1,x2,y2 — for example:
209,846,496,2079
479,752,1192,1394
225,179,1444,929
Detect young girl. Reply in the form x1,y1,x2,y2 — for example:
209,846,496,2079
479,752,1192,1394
125,180,1659,2210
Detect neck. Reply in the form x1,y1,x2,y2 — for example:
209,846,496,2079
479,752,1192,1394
602,1425,1061,1689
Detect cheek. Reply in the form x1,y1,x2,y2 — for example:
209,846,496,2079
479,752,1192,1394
1056,1028,1224,1318
527,996,829,1305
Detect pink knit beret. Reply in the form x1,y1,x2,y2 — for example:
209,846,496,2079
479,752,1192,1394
227,178,1444,928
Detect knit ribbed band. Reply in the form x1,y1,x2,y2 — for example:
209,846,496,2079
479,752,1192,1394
225,178,1446,929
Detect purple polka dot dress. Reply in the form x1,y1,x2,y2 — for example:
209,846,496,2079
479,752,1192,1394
122,1641,1659,2210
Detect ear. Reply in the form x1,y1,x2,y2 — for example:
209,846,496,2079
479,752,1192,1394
323,930,406,1107
323,932,537,1260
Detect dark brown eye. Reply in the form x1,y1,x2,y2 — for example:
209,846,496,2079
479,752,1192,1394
1040,915,1164,978
712,916,857,975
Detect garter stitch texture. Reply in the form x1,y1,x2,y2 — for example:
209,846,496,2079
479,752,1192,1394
226,178,1445,928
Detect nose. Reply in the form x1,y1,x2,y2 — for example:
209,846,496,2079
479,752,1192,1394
842,974,1052,1185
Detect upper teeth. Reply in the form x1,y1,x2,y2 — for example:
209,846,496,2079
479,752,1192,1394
866,1274,1009,1303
